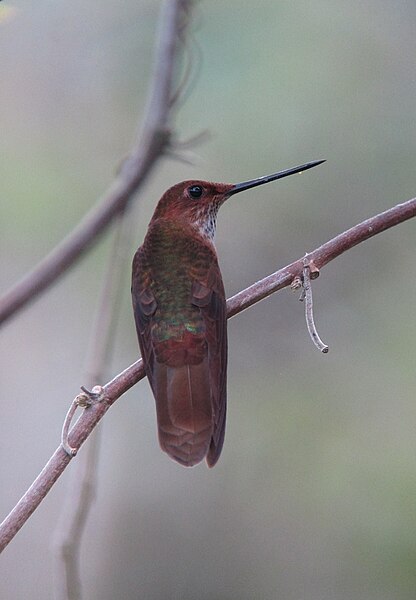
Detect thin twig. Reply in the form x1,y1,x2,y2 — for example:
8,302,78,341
52,429,100,600
301,259,329,353
0,195,415,553
0,0,194,327
53,215,129,600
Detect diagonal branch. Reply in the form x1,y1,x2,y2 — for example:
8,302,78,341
0,0,194,327
226,196,416,317
0,195,415,553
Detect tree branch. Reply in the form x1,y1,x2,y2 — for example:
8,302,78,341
0,195,415,553
52,214,130,600
226,197,416,317
0,0,194,327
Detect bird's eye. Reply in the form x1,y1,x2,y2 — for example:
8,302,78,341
188,185,203,199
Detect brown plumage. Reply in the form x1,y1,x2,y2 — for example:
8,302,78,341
132,161,325,467
132,181,231,467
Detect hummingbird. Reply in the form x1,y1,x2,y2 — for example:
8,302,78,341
132,159,324,467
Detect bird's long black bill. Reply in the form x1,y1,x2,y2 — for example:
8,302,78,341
229,159,325,196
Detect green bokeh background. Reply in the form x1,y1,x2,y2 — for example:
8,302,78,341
1,1,416,598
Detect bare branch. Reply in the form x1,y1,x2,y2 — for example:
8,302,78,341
53,213,133,600
0,0,194,327
226,197,416,317
0,362,141,554
52,429,100,600
0,195,415,553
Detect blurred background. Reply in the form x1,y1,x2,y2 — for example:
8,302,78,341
1,1,416,598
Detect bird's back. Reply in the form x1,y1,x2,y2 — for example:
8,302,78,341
132,219,227,467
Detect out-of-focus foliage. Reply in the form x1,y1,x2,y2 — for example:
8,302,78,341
1,1,416,598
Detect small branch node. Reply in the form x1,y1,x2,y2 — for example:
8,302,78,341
79,385,107,404
61,386,107,456
302,260,329,354
76,390,93,408
290,275,302,292
308,259,320,280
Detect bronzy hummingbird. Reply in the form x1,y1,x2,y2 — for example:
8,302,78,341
132,159,324,467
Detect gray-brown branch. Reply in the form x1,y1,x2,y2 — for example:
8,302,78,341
0,195,415,553
52,216,128,600
0,0,194,327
